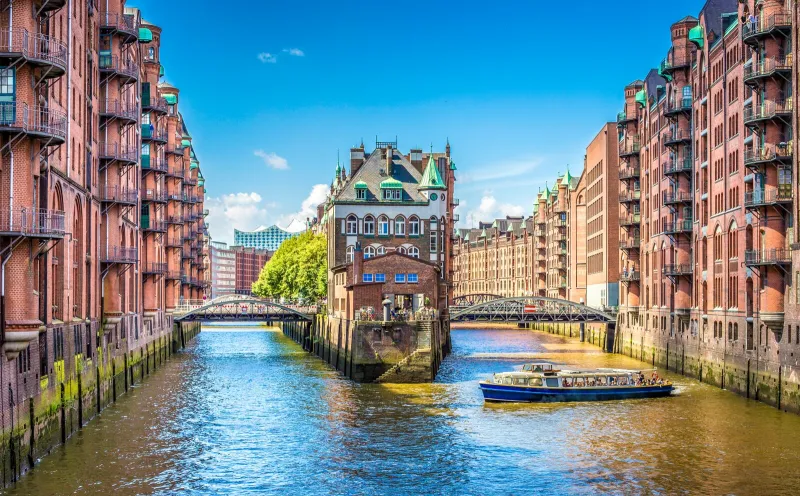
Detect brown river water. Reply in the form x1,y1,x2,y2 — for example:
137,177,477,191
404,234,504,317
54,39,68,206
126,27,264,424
5,325,800,495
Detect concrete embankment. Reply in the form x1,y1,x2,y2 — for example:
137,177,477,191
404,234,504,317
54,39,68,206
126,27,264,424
281,316,451,383
0,321,201,486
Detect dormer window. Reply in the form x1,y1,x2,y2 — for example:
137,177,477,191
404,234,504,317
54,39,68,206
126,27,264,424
383,189,401,201
356,189,366,200
379,178,403,201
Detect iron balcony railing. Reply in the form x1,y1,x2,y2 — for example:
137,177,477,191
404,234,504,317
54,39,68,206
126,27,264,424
619,139,641,157
99,12,138,38
620,270,641,282
99,98,137,121
620,238,640,250
0,207,65,237
0,28,68,75
99,141,138,163
744,56,792,83
660,50,691,74
664,263,693,277
167,167,186,179
100,185,138,204
619,167,640,179
142,95,168,113
619,214,641,226
617,111,636,124
744,248,792,266
165,270,182,280
142,219,167,232
141,125,168,142
101,246,138,264
744,188,793,207
167,144,185,155
451,198,460,206
98,54,138,80
184,176,198,186
141,188,168,203
665,97,692,115
744,144,793,166
165,214,184,225
664,156,692,175
662,219,693,235
143,262,168,275
664,191,692,205
742,12,792,44
663,128,691,145
142,155,168,172
0,102,67,141
166,235,183,247
744,99,793,125
619,190,641,203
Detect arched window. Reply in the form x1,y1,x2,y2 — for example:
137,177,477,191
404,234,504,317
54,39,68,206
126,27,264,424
148,47,155,60
397,246,407,254
409,216,420,236
364,246,376,259
408,246,419,258
346,215,357,234
377,245,385,255
378,215,389,235
345,245,354,263
714,226,723,261
363,215,375,235
430,216,438,231
395,216,406,235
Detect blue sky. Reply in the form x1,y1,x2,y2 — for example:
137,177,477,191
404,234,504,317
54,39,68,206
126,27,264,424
134,0,701,244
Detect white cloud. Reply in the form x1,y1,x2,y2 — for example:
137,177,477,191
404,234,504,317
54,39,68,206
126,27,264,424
276,184,329,231
459,158,541,185
458,194,525,228
206,192,274,245
257,52,277,63
283,48,305,57
254,150,289,170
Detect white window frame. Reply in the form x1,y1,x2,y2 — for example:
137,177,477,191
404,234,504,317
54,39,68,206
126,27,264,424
395,216,406,235
345,245,354,263
364,246,376,259
409,216,420,236
378,215,389,235
409,247,420,258
346,215,357,234
363,216,375,235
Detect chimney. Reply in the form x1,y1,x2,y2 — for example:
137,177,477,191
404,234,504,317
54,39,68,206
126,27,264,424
409,148,423,172
385,143,393,174
352,242,363,285
350,146,365,176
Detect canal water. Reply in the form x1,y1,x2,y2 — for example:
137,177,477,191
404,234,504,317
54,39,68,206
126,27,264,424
7,325,800,495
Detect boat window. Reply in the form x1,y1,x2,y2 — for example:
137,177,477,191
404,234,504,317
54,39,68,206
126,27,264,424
575,377,585,387
522,364,532,372
562,378,574,387
587,377,596,387
545,378,559,387
514,378,527,385
595,376,607,386
530,377,543,386
618,376,628,386
533,365,543,372
503,377,512,385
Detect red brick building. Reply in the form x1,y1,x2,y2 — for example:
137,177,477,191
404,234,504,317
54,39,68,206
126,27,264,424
232,246,271,295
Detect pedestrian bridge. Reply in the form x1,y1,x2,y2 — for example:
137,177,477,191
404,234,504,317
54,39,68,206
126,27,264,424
449,295,615,324
174,295,315,323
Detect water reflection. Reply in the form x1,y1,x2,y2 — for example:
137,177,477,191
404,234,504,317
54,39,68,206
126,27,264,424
7,326,800,495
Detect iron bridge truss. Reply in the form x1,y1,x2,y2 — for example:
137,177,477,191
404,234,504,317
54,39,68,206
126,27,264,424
450,296,615,324
176,298,313,323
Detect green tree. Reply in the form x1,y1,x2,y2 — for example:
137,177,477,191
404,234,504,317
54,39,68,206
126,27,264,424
252,231,327,302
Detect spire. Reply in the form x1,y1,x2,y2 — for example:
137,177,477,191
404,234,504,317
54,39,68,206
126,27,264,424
419,152,447,190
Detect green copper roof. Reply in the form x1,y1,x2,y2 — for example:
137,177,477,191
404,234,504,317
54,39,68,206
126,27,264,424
181,139,191,147
449,160,457,171
190,160,199,170
138,27,153,43
635,89,647,108
689,25,704,49
479,229,487,238
354,181,368,189
163,94,177,105
380,177,403,189
562,168,573,188
198,178,205,187
419,153,447,190
159,65,164,77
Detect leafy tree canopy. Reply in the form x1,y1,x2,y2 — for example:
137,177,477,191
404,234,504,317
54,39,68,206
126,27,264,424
252,231,327,302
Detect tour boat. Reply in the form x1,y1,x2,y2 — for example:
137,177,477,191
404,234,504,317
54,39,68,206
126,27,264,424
479,363,674,403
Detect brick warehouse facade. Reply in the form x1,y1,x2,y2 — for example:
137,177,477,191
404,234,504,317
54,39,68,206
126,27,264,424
233,246,270,295
615,0,800,412
0,0,208,480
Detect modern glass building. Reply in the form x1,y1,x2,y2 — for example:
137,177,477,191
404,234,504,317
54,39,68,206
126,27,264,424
233,225,301,251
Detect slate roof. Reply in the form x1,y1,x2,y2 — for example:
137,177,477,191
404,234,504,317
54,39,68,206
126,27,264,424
700,0,737,44
645,69,667,104
334,149,432,203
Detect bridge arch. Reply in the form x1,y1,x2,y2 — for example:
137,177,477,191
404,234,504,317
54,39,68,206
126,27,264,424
450,296,615,323
175,297,313,323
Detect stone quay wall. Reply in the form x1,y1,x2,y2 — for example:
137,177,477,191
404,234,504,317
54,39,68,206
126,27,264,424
282,316,451,383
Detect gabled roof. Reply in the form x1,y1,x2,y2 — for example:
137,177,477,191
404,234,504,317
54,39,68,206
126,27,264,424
419,153,447,190
333,148,433,203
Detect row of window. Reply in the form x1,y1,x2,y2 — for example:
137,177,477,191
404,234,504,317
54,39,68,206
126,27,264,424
345,245,420,261
362,273,419,283
345,215,444,236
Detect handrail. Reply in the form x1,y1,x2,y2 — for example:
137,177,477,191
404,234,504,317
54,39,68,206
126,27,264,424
0,102,67,139
0,28,68,69
0,206,65,236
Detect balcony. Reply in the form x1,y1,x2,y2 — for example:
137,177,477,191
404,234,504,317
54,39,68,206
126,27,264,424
620,238,640,251
659,51,691,78
619,190,641,203
0,207,65,238
166,236,183,247
744,144,793,168
141,216,167,233
664,264,693,277
620,270,641,282
664,156,692,175
167,144,185,156
552,232,566,242
619,139,641,158
141,188,168,204
99,98,137,123
99,12,138,43
0,103,67,144
619,167,640,180
664,97,692,117
451,198,460,206
165,214,184,225
744,100,793,127
101,246,138,264
744,248,792,267
744,188,793,209
167,168,186,179
617,111,636,126
141,124,168,143
99,141,138,165
143,262,168,275
166,192,183,202
663,219,693,235
100,186,138,205
99,54,139,82
142,155,168,173
165,270,182,280
743,57,792,86
0,29,68,78
663,128,691,147
619,214,640,227
142,95,168,114
663,191,692,207
742,12,792,46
